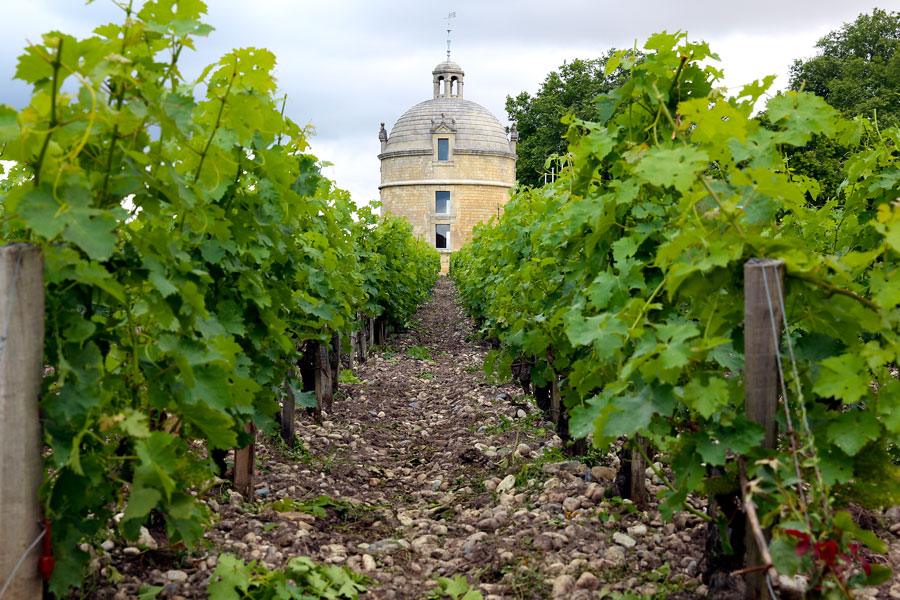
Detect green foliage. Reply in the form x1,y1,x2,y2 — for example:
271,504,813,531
782,9,900,202
0,2,437,593
790,8,900,127
338,368,361,384
265,495,358,519
406,344,433,360
453,31,899,592
428,574,484,600
505,51,641,187
207,554,368,599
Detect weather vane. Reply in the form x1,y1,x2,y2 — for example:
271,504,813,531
446,11,455,61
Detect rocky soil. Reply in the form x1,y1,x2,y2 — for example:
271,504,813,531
88,277,900,599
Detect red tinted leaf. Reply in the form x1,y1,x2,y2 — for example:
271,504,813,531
860,556,871,576
814,540,839,566
795,538,811,557
784,529,810,541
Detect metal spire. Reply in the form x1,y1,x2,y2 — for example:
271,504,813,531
446,11,455,60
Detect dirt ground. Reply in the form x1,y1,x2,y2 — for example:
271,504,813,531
86,277,900,599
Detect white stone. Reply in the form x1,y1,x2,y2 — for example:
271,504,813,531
626,524,648,537
362,554,377,571
496,474,516,494
137,526,158,549
165,569,188,582
612,532,636,548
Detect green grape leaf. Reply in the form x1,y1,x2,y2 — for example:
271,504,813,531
825,411,880,456
812,354,870,404
123,487,161,524
17,188,66,238
634,146,710,193
681,376,730,419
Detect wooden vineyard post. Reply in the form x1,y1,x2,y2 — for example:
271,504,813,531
549,376,561,424
0,244,44,600
743,258,784,598
280,371,296,448
630,435,647,509
316,342,333,414
357,323,367,363
368,318,375,347
347,329,356,372
233,422,256,498
330,331,341,395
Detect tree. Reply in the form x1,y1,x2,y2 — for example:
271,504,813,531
505,50,636,188
779,9,900,203
789,8,900,126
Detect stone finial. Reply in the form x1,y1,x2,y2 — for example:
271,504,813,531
379,122,388,152
509,122,519,153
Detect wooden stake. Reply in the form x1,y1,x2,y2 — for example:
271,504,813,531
280,372,295,448
330,332,341,395
549,376,560,424
743,258,784,598
347,330,356,372
233,422,255,498
316,342,332,414
0,244,44,600
358,324,367,364
630,435,647,509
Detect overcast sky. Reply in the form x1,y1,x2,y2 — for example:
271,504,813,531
2,1,899,206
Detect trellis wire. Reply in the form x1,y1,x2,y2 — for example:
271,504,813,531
761,265,811,532
0,522,46,600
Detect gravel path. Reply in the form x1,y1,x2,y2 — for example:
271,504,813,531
88,277,900,599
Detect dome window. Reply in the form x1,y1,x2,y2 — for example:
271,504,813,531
435,191,450,214
435,224,450,249
437,138,449,161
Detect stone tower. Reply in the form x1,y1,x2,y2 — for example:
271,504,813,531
379,60,517,272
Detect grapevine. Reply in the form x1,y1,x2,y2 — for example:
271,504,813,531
452,31,899,592
0,1,438,593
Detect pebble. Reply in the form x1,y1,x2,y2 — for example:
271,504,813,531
362,554,377,571
515,443,532,457
890,522,900,534
123,547,140,556
496,474,516,494
377,411,386,418
604,545,625,565
613,532,636,548
228,490,243,506
516,409,527,418
477,517,499,532
100,540,115,552
551,574,575,599
627,524,648,537
889,583,900,599
137,527,158,549
562,497,581,512
254,486,270,497
575,571,599,591
165,569,188,582
590,466,616,482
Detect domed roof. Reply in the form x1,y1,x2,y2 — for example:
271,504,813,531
384,98,512,154
432,60,464,75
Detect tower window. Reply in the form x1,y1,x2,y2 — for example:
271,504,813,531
435,224,449,249
435,191,449,214
437,138,449,161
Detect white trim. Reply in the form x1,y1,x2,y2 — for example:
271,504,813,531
380,179,512,189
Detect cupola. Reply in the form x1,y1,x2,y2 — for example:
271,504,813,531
432,60,465,99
